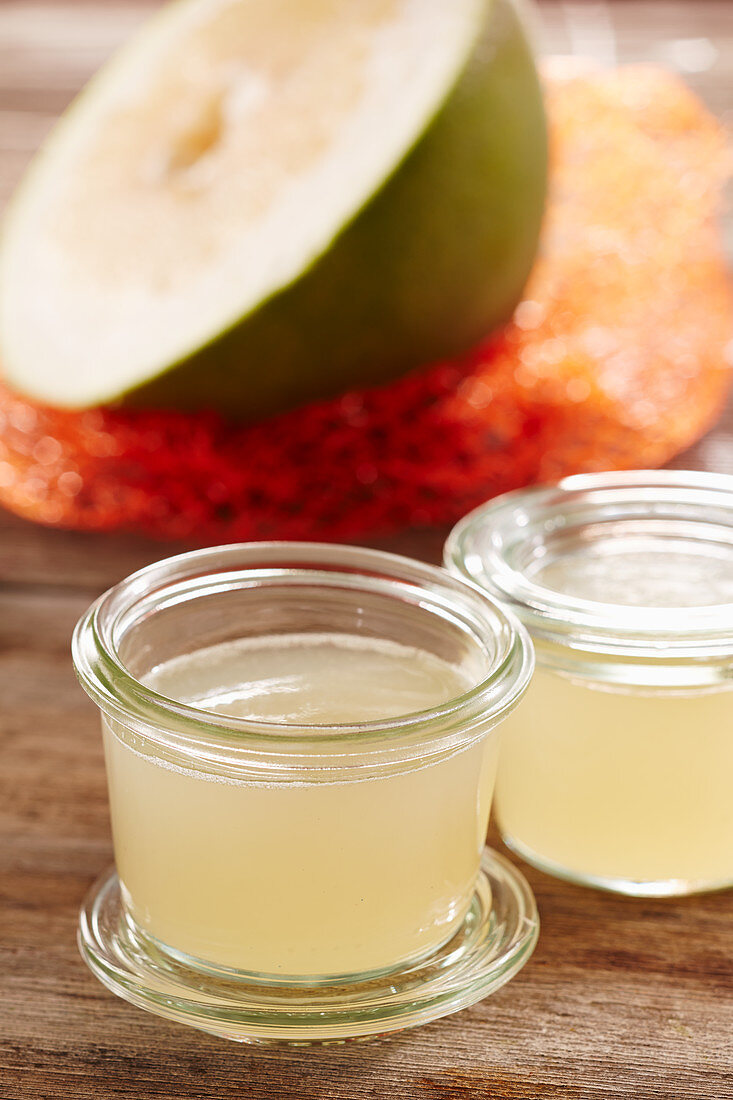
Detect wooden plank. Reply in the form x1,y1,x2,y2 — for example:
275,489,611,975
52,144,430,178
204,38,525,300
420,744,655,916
0,507,190,590
0,505,452,589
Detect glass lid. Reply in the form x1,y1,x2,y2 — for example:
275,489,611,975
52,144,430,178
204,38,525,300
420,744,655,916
445,470,733,662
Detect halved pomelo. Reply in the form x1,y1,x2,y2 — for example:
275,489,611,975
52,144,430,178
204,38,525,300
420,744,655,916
0,0,546,419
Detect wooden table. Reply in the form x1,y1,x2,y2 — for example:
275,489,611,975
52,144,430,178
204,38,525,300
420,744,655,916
1,3,732,1097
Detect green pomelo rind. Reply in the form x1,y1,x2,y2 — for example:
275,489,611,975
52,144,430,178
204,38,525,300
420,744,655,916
3,0,546,420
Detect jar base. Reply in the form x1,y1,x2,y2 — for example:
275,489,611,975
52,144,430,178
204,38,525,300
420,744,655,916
77,847,539,1044
502,831,732,898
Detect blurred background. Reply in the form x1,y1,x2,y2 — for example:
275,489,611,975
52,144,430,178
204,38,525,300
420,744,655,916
0,0,730,562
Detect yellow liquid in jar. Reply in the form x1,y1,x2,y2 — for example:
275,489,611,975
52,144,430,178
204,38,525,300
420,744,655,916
103,634,499,976
496,669,733,891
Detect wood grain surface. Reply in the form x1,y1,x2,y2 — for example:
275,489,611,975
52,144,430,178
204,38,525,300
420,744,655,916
1,3,732,1098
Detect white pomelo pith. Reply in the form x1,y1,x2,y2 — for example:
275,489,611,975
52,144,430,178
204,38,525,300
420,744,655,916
0,0,546,419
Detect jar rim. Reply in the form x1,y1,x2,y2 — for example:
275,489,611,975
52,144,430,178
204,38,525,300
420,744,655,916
72,542,533,773
444,470,733,668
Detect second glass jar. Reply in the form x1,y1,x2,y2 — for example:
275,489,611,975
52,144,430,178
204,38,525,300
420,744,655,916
446,471,733,897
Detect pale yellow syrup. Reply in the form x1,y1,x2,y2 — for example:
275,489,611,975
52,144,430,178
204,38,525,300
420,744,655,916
497,546,733,890
103,634,498,975
496,670,733,888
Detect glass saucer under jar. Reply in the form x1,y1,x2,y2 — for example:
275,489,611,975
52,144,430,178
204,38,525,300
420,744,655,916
72,542,537,1043
445,471,733,897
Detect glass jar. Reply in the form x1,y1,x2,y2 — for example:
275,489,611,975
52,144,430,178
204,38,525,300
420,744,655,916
446,471,733,897
72,542,537,1042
